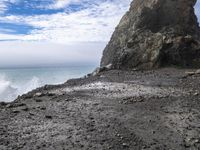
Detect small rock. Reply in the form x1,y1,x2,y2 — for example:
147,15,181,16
194,139,199,143
6,104,12,108
185,72,195,76
122,143,129,148
47,92,55,96
29,112,35,116
40,107,46,110
21,107,29,111
116,133,120,137
89,116,94,120
45,115,52,119
195,69,200,74
35,99,43,102
184,143,191,148
12,110,20,113
34,92,43,97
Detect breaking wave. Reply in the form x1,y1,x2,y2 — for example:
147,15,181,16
0,75,41,102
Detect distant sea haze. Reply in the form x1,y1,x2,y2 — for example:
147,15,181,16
0,66,95,102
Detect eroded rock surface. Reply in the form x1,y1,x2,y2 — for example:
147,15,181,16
101,0,200,69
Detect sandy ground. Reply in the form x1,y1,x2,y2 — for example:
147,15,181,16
0,68,200,150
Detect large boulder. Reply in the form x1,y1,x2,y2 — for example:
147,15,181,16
101,0,200,69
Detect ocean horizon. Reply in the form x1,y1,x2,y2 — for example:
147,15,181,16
0,65,96,102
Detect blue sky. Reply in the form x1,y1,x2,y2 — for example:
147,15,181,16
0,0,199,67
0,0,131,42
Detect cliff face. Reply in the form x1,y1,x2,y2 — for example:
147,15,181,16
101,0,200,69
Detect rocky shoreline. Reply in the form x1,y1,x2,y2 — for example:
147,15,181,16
1,0,200,149
0,68,200,150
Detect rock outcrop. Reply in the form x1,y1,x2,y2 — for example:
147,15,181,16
101,0,200,69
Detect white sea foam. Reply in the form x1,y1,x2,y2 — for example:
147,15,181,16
18,76,41,95
0,75,41,102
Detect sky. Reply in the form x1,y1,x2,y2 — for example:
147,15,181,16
0,0,199,67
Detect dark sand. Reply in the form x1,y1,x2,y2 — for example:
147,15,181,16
0,68,200,150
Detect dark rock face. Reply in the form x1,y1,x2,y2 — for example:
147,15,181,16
101,0,200,69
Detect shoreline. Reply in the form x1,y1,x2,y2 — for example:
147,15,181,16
0,68,200,149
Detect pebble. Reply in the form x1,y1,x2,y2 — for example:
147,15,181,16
29,112,35,116
40,107,46,110
34,92,43,97
12,110,20,113
122,143,129,147
35,99,43,102
47,92,55,96
185,72,195,76
195,69,200,74
21,107,29,111
45,115,52,119
184,143,190,148
116,133,120,137
194,139,199,143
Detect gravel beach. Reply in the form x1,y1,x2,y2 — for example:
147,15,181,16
0,68,200,150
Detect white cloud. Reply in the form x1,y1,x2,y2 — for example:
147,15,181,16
46,0,103,10
0,0,132,43
47,0,78,9
0,0,18,14
0,1,8,14
0,33,24,40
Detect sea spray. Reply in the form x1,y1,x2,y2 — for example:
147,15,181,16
18,76,41,95
0,74,17,101
0,75,41,102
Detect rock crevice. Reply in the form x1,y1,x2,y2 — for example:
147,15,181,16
101,0,200,69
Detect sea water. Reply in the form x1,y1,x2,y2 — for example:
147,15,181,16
0,66,95,102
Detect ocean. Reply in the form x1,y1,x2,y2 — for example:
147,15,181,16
0,66,96,102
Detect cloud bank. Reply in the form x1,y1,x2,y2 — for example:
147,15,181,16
0,41,105,67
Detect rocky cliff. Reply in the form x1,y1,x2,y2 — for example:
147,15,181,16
101,0,200,69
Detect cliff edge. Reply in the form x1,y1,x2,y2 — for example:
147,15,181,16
101,0,200,69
